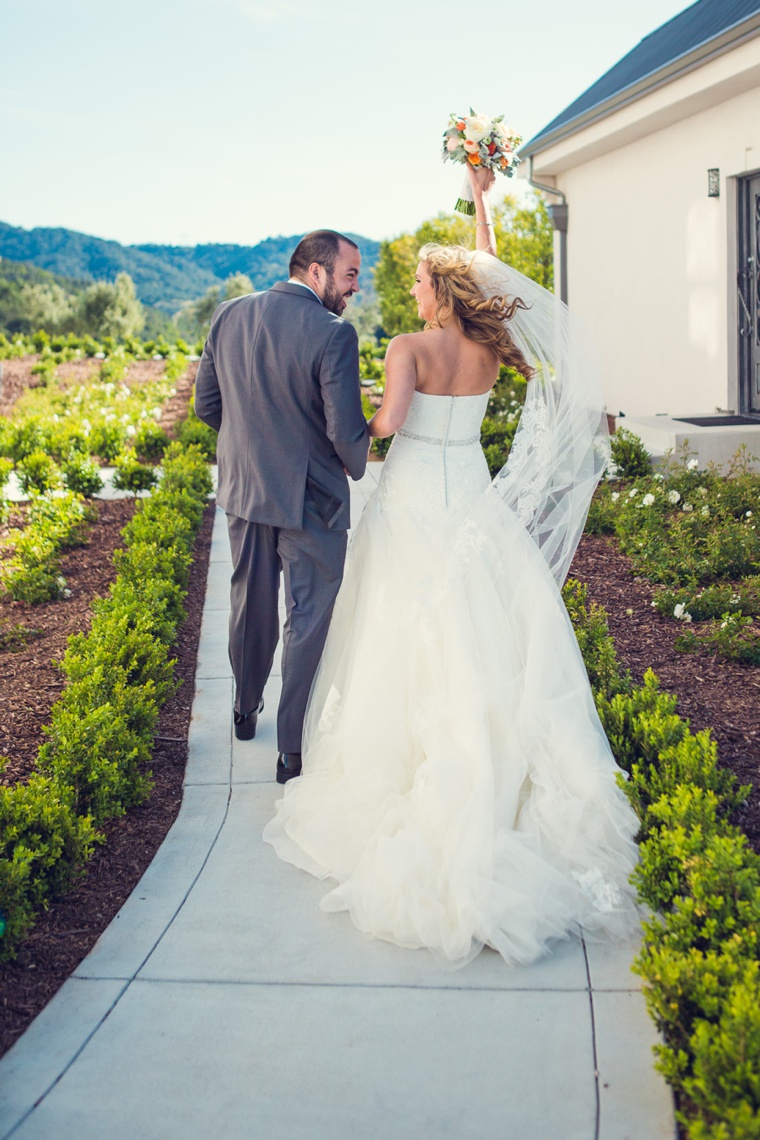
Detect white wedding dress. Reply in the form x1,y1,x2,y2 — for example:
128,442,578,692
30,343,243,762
263,390,641,967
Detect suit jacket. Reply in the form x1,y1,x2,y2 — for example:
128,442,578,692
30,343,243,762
194,282,369,531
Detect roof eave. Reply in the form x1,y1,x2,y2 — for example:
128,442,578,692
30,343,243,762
520,10,760,159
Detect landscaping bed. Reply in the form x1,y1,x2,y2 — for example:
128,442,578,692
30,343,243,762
0,500,213,1056
571,534,760,852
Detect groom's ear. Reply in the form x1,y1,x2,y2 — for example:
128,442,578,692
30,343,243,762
307,261,327,292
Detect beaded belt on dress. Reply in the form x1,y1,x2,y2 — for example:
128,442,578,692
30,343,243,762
396,428,480,446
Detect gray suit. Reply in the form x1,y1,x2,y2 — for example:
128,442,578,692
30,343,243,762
195,282,369,751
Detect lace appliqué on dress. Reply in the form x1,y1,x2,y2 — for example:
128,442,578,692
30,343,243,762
496,399,552,525
572,867,623,913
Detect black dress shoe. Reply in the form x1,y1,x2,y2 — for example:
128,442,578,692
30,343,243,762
276,752,302,784
234,698,264,741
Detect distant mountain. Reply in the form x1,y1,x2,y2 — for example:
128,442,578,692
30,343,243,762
0,222,381,313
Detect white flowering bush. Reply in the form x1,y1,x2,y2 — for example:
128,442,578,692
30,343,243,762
585,439,760,662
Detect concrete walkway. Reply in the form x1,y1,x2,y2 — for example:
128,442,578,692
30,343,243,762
0,466,676,1140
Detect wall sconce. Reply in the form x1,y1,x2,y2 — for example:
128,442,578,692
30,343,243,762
707,168,720,197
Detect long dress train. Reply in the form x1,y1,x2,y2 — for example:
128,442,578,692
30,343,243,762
263,390,640,967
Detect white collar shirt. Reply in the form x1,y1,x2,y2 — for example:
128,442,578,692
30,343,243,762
287,277,322,305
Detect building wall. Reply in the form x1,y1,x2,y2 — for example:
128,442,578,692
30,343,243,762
529,41,760,418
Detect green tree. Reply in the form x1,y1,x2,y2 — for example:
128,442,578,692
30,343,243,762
18,281,74,333
374,191,553,338
343,292,382,344
175,272,254,340
74,272,144,340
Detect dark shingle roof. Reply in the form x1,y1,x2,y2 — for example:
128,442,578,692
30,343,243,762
523,0,760,153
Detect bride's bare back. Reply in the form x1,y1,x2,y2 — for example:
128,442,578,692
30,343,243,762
407,326,499,397
369,328,499,439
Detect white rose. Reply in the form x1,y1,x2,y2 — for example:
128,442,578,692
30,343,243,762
682,503,693,512
673,603,685,618
628,488,638,498
687,458,699,470
642,493,655,506
668,490,681,504
125,425,136,437
464,114,491,143
611,492,620,502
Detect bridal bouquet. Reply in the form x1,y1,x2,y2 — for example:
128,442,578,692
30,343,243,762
442,110,522,215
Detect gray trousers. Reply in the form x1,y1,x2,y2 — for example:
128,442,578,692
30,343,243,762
226,494,347,754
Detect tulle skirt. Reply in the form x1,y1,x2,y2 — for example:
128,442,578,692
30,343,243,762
264,450,640,967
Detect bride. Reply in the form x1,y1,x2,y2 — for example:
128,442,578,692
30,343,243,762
263,168,641,967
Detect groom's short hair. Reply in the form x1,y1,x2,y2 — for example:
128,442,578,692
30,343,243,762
289,230,359,278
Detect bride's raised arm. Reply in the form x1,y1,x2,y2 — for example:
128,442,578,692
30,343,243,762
367,337,417,438
467,165,497,257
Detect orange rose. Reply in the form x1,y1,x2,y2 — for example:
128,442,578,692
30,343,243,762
487,142,496,155
467,153,482,166
500,156,508,168
456,121,466,131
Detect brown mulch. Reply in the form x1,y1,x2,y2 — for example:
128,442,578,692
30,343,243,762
570,534,760,850
0,501,214,1057
0,356,42,417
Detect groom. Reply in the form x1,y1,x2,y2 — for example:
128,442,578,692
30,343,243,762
194,230,369,783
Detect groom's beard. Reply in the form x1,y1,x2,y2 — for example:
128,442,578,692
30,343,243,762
321,272,352,316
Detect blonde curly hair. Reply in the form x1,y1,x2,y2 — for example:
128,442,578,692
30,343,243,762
418,243,534,379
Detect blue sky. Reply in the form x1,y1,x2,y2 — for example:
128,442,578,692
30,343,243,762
2,0,687,247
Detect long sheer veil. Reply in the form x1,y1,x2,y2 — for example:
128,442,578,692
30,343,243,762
467,250,609,588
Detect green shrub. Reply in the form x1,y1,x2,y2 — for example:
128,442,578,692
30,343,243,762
565,581,760,1133
61,455,104,498
685,971,760,1138
89,421,127,462
112,452,158,495
39,692,157,822
562,578,631,699
652,579,760,623
676,613,760,666
27,491,91,548
133,421,169,462
610,427,652,477
584,482,618,535
175,400,217,462
15,450,62,495
160,442,213,500
0,774,97,957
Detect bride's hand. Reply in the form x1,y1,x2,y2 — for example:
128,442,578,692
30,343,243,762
467,164,496,198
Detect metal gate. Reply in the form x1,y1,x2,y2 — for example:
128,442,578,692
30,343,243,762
737,173,760,415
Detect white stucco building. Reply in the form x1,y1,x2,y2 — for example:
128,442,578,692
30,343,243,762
520,0,760,466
